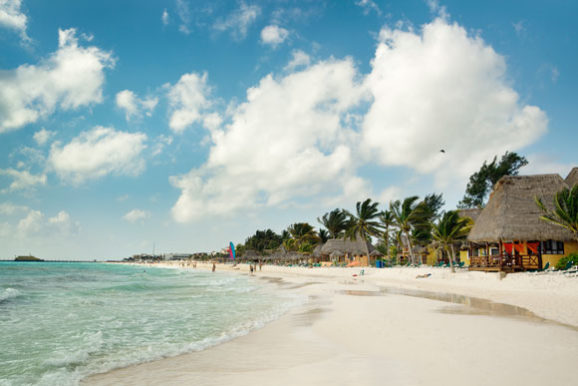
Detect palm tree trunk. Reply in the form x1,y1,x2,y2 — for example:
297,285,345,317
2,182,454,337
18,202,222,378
449,244,456,273
405,231,415,265
385,227,390,261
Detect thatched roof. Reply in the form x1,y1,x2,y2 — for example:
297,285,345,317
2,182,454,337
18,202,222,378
566,167,578,189
320,238,375,256
369,250,383,257
312,244,323,258
458,208,482,223
241,249,260,259
468,174,575,242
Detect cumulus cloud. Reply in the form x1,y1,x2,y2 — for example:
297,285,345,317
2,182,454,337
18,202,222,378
167,72,214,133
170,58,367,222
33,128,56,146
361,18,547,187
260,25,289,47
115,90,158,120
48,126,147,184
0,168,46,192
0,0,29,40
17,209,79,236
169,17,548,222
285,50,311,71
0,28,114,133
123,209,151,223
214,2,260,40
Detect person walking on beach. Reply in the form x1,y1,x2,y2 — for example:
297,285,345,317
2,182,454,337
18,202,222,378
212,263,216,272
250,264,254,275
259,261,262,271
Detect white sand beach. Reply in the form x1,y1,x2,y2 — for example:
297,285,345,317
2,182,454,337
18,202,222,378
85,263,578,386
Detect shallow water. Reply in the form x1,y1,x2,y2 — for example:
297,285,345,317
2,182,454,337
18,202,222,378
0,263,303,386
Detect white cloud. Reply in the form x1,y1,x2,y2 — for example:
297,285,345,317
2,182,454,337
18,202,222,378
521,154,573,178
260,25,289,47
162,8,169,26
214,2,260,40
0,28,114,133
170,17,549,222
0,0,29,40
33,128,56,146
48,126,147,184
170,58,366,222
17,209,79,236
151,134,173,156
115,90,158,120
355,0,381,16
425,0,449,19
167,72,214,133
0,168,46,192
361,18,547,187
0,202,29,215
123,209,151,223
285,50,311,71
176,0,191,34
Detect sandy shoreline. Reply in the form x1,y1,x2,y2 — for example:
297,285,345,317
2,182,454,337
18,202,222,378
85,263,578,385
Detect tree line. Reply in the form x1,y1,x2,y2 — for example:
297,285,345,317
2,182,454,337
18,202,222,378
235,151,532,271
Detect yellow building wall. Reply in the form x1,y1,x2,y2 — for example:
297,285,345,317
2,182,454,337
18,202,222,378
542,241,578,269
425,247,437,266
460,250,470,265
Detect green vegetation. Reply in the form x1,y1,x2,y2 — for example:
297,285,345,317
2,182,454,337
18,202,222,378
554,253,578,270
535,184,578,242
459,151,528,208
431,211,472,272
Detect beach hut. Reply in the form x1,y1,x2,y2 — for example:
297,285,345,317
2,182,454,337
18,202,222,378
320,238,376,266
565,167,578,188
457,208,482,265
467,174,578,271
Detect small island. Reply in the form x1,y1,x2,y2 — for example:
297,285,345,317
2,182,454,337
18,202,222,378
14,255,44,262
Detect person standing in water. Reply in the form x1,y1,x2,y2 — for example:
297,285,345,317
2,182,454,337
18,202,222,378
212,263,216,272
249,264,254,275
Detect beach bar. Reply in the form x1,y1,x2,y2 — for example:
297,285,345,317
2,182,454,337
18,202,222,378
466,172,578,272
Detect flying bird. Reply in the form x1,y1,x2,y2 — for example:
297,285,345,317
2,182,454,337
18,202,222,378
440,149,446,153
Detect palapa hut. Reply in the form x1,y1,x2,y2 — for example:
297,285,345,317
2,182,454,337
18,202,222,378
457,208,482,265
467,173,578,271
320,238,376,266
565,167,578,188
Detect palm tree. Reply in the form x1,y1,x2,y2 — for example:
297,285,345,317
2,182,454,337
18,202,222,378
344,199,383,241
318,228,329,244
431,211,472,272
379,209,395,261
317,209,348,239
390,196,426,264
343,199,382,265
535,185,578,241
287,222,319,250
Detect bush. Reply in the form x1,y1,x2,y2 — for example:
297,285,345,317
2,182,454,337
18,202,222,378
555,252,578,270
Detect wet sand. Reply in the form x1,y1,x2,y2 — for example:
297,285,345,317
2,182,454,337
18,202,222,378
86,264,578,385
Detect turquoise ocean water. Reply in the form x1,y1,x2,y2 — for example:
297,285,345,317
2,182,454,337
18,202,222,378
0,262,302,386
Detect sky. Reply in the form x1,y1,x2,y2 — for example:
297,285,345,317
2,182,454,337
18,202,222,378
0,0,576,260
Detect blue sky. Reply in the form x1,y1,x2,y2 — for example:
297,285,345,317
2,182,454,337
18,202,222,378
0,0,576,260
